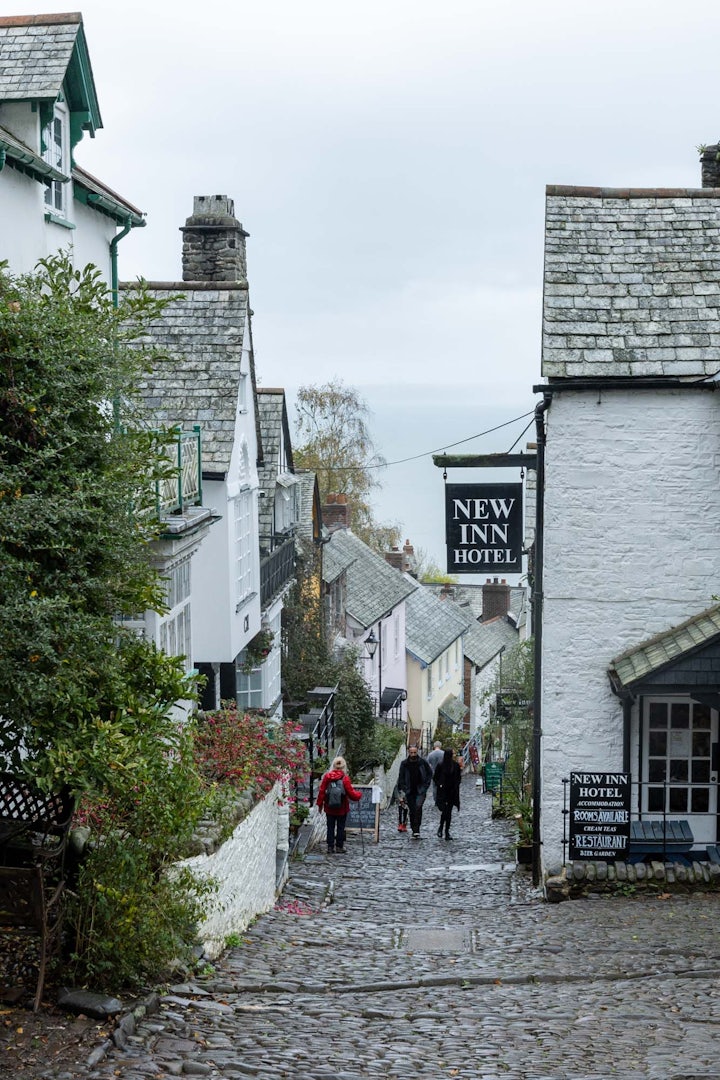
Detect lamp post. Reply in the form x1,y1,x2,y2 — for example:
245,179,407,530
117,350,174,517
365,627,381,715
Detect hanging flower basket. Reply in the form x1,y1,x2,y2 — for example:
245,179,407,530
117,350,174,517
239,629,274,675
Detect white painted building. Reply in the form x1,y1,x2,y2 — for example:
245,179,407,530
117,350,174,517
322,519,415,723
0,13,145,286
128,196,265,709
537,160,720,874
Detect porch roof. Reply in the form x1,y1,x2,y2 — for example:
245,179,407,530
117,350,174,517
608,604,720,693
439,694,469,726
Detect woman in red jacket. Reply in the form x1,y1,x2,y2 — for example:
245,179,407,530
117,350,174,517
316,755,362,854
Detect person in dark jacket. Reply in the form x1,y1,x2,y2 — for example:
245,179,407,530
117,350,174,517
316,755,362,854
397,745,433,838
434,748,461,840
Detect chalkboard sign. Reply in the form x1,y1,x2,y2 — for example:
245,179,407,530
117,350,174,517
569,771,631,861
345,785,380,842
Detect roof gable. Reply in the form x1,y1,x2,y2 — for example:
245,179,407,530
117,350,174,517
405,582,472,666
132,284,249,476
463,617,519,669
0,13,101,137
323,529,415,627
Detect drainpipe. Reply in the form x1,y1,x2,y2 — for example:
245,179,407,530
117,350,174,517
532,394,551,888
110,218,133,309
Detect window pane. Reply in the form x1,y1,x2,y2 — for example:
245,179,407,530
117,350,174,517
649,731,667,756
669,787,687,813
692,760,710,783
648,787,664,812
648,759,666,782
692,730,711,757
669,760,688,782
671,703,690,728
692,788,710,813
649,702,668,727
693,703,711,729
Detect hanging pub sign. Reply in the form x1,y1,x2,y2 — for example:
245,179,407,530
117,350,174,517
569,772,631,861
445,483,523,574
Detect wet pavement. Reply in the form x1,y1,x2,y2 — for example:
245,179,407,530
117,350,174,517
72,775,720,1078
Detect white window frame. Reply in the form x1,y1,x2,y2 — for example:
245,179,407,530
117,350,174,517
43,105,67,217
234,488,253,609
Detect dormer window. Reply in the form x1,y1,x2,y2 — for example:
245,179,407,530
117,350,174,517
43,107,67,217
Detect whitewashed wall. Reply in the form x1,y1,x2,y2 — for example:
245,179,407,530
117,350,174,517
540,388,720,870
180,783,283,958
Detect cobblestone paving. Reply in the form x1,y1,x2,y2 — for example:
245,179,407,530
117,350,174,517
81,778,720,1079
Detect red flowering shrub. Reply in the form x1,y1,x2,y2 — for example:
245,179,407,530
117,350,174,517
193,701,308,796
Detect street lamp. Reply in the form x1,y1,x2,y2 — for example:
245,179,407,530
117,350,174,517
365,629,378,659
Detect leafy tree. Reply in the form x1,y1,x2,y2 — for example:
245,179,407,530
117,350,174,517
281,547,334,707
292,379,401,552
0,254,195,795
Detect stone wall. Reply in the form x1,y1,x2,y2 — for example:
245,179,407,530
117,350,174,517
179,783,283,959
546,858,720,903
540,388,720,870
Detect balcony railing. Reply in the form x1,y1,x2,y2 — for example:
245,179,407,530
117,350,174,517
156,426,202,515
260,536,296,606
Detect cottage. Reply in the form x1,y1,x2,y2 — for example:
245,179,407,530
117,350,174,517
537,151,720,873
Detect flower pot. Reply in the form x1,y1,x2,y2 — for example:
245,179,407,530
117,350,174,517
516,844,532,865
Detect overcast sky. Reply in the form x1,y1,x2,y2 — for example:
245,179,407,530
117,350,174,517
11,0,720,564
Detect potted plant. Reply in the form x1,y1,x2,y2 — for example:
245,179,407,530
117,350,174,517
513,808,533,865
239,628,274,674
289,802,310,835
311,754,329,778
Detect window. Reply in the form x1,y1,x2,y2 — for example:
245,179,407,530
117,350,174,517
237,666,263,710
43,109,66,216
394,613,400,659
234,488,253,608
159,558,193,671
237,612,281,712
427,663,433,699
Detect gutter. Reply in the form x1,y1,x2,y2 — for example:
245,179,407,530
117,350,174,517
532,394,551,888
534,377,718,394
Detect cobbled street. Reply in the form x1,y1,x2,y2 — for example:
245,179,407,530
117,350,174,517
75,775,720,1080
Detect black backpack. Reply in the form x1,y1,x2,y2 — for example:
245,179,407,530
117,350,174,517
326,777,345,808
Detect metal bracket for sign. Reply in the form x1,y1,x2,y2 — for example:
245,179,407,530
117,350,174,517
433,453,537,470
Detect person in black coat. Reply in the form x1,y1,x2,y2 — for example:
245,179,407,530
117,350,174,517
397,745,433,838
434,748,461,840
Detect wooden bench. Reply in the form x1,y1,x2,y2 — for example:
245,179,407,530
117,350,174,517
628,819,694,865
0,773,75,1010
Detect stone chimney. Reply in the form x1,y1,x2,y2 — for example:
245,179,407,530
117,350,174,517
385,546,403,570
481,577,511,622
323,493,349,531
385,539,416,573
181,195,249,282
700,146,720,189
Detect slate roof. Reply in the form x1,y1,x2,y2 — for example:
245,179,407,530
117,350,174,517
322,529,415,627
463,616,519,670
422,582,527,624
131,283,249,476
0,13,101,133
608,604,720,691
543,186,720,380
439,694,468,725
257,389,294,544
405,582,472,667
294,470,320,546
